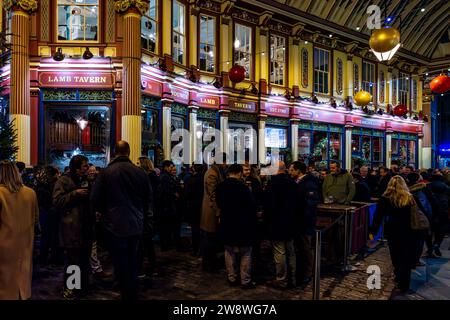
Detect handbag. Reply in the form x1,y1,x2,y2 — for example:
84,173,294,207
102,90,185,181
410,200,430,231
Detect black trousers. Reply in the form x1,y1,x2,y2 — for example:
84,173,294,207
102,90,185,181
201,231,220,271
158,216,181,250
64,245,92,292
106,232,140,300
388,235,415,292
138,234,156,276
191,222,201,254
295,234,314,279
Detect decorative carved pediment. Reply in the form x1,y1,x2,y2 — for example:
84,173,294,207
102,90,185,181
259,11,273,27
292,22,305,37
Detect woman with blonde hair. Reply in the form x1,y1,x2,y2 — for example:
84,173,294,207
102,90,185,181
0,160,39,300
369,175,418,294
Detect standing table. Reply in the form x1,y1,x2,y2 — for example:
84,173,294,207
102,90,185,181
317,204,357,272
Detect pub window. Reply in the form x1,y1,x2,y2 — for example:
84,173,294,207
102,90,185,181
233,23,252,79
399,72,409,106
57,0,99,41
362,61,375,97
270,34,286,86
141,0,158,53
3,10,12,44
199,14,215,73
313,48,329,94
172,0,186,65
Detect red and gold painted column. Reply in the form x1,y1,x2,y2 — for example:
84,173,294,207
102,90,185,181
115,0,149,162
4,0,38,164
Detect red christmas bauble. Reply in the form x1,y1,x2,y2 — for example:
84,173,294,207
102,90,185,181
228,64,246,83
393,104,408,117
429,74,450,94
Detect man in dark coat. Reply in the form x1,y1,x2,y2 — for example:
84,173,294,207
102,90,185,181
289,161,320,285
216,164,257,288
352,173,372,202
263,161,299,288
373,166,391,198
407,172,438,266
156,160,180,251
53,155,93,299
184,164,206,255
427,173,450,257
359,166,377,195
91,141,153,300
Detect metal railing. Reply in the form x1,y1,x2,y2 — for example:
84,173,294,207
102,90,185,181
312,213,345,300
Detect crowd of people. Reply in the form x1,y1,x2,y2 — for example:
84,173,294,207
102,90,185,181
0,142,449,300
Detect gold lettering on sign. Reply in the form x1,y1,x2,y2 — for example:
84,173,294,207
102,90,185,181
200,98,216,105
233,102,253,110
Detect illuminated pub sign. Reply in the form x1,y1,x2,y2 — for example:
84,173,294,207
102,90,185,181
228,99,257,113
196,93,220,109
39,71,115,88
265,103,290,117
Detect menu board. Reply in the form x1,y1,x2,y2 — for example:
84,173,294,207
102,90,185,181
265,127,287,148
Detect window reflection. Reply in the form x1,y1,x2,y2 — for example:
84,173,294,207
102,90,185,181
57,0,99,41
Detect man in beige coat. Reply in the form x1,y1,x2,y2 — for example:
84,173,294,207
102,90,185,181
200,152,227,272
0,161,39,300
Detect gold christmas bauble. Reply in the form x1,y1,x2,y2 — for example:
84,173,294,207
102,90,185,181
354,90,372,106
369,28,400,53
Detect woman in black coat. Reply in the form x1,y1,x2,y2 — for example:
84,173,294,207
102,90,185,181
369,175,419,294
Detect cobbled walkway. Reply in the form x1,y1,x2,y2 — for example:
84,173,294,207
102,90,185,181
32,238,421,300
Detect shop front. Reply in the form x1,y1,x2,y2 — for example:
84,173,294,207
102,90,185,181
263,103,290,163
227,99,258,164
194,92,220,164
388,121,422,168
296,105,345,170
37,70,116,169
346,116,387,169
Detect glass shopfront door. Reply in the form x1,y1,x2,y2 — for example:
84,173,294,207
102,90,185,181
44,105,111,169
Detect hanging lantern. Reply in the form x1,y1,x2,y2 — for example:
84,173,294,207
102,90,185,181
429,74,450,94
393,104,408,117
353,90,372,106
369,28,401,62
228,64,246,83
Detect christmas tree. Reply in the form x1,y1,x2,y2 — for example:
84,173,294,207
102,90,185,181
0,32,18,160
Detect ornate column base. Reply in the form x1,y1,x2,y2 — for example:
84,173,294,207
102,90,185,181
10,114,30,165
121,115,141,163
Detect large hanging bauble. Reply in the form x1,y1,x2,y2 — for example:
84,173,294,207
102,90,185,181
430,74,450,94
228,64,246,83
393,104,408,117
369,28,400,53
353,90,372,106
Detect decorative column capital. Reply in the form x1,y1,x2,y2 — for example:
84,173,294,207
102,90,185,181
114,0,149,16
4,0,38,14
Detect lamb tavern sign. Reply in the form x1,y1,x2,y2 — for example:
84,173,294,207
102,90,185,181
39,71,115,88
